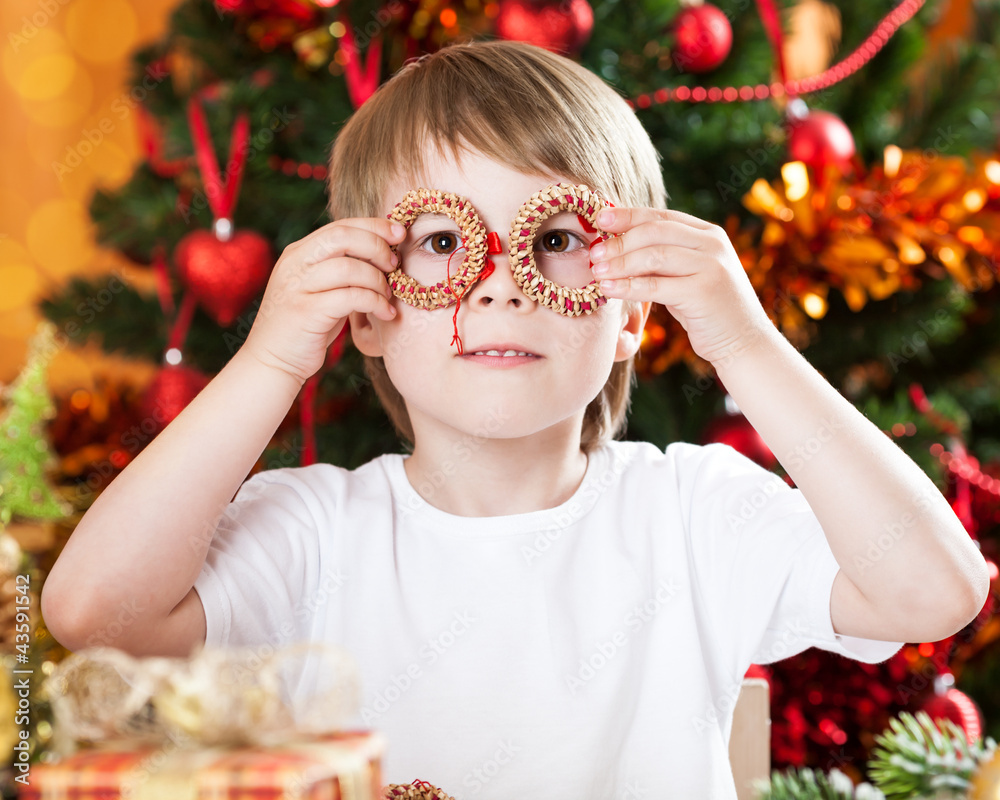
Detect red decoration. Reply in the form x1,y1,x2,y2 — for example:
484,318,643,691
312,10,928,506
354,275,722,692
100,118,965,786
668,4,733,73
338,12,384,109
215,0,320,23
174,229,273,327
140,364,211,432
299,326,351,467
176,92,274,326
702,412,778,471
136,104,193,178
494,0,594,56
919,677,984,744
626,0,924,111
383,779,455,799
786,108,856,175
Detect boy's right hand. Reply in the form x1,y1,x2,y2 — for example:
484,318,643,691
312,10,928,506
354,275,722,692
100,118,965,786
241,217,405,385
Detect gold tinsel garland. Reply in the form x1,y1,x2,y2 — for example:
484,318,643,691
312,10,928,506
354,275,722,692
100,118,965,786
636,148,1000,378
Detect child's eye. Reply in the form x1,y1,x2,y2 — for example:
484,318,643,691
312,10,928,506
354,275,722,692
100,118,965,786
414,229,586,257
537,230,586,255
416,231,464,256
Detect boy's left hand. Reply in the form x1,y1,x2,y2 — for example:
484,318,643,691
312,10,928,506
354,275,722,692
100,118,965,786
590,206,776,366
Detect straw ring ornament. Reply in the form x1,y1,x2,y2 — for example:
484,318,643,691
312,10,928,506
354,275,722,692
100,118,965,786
508,182,616,317
386,188,489,310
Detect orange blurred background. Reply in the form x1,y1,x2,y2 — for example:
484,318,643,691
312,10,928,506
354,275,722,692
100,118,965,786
0,0,180,391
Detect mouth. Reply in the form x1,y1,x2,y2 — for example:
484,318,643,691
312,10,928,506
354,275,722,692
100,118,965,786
460,344,542,366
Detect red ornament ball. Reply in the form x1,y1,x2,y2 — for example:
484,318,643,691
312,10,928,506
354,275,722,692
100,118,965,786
702,413,777,470
787,109,856,174
669,4,733,73
174,229,273,327
140,364,211,433
495,0,594,55
921,686,984,744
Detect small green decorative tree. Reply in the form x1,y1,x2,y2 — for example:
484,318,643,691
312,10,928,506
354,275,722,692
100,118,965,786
0,321,73,530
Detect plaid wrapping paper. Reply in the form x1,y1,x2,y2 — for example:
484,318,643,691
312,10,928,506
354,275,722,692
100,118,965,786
19,730,385,800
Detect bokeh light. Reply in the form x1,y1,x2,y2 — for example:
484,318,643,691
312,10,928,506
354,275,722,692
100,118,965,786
65,0,138,64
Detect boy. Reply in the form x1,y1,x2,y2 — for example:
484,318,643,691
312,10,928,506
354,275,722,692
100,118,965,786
43,40,988,798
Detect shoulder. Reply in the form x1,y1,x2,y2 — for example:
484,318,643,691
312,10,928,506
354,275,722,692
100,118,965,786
602,438,750,478
229,452,402,517
603,439,789,514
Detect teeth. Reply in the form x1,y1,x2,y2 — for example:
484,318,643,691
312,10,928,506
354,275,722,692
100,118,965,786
472,350,531,357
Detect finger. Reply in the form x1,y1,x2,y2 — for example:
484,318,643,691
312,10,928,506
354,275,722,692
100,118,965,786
321,285,398,322
592,244,705,281
301,258,395,301
296,218,406,271
598,272,696,302
595,205,716,234
591,220,710,267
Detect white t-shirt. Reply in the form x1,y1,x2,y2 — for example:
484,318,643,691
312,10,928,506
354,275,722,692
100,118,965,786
194,439,904,799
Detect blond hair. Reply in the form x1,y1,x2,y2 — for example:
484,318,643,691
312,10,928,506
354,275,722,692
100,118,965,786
327,39,668,454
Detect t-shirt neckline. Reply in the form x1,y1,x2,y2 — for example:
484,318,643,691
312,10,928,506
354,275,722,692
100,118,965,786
382,442,614,536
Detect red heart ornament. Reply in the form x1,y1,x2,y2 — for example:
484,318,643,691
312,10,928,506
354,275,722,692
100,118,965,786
174,229,273,327
141,363,211,431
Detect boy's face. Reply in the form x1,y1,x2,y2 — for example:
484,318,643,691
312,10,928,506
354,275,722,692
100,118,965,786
349,141,649,446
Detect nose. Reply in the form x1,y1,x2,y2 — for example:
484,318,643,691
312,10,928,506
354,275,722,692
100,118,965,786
466,231,530,310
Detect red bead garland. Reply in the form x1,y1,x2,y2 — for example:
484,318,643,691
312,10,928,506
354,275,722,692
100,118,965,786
627,0,923,109
269,0,924,180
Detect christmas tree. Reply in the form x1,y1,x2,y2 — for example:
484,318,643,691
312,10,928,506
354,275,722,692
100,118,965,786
0,321,73,529
34,0,1000,783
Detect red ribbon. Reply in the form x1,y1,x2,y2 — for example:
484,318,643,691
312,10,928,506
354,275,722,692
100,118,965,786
909,383,974,533
151,243,175,318
137,104,191,177
338,14,383,110
150,242,199,358
166,291,199,355
754,0,790,95
186,93,251,222
300,326,351,467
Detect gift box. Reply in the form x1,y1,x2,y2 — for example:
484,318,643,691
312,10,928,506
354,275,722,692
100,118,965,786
29,644,386,799
20,729,385,800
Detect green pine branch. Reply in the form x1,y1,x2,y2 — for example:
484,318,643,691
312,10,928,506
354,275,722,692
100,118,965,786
753,766,885,800
866,710,998,799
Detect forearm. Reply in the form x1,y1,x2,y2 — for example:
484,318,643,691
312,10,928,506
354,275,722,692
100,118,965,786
712,326,989,625
42,348,303,640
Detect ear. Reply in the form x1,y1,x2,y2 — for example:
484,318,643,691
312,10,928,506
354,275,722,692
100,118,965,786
614,301,652,362
347,311,384,357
